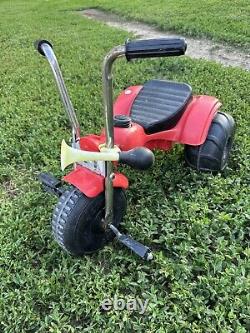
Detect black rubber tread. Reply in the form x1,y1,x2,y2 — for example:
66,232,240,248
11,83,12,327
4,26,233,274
130,80,192,134
184,112,235,172
52,186,126,256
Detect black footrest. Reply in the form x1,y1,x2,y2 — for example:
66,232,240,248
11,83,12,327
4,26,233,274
38,172,64,197
109,224,153,260
119,234,153,260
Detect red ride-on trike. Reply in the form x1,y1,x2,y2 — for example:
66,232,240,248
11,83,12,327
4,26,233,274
35,38,235,260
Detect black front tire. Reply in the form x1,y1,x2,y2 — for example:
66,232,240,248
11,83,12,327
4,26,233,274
52,187,126,256
184,112,235,172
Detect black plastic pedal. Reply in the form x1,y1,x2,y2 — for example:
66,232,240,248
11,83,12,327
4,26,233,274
109,224,153,260
38,172,64,197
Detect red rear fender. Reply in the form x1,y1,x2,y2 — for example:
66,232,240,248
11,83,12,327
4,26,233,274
176,95,221,145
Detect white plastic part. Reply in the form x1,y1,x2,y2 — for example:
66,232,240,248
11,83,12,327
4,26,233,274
61,139,119,171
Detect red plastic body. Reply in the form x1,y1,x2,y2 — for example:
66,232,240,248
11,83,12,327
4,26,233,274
64,85,221,197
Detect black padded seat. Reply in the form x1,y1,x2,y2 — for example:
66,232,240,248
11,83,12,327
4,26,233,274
130,80,192,134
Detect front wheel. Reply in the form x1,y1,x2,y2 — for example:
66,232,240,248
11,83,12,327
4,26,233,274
184,112,235,172
52,187,126,256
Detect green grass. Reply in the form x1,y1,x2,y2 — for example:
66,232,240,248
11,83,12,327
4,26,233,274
0,1,249,332
81,0,250,48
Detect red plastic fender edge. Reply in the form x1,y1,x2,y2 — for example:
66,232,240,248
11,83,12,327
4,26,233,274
63,166,129,198
175,95,222,145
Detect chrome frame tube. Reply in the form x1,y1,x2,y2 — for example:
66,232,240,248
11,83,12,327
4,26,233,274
102,45,125,226
41,43,81,145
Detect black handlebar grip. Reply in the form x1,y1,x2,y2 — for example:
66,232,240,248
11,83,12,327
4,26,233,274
34,39,53,56
125,38,187,61
119,147,155,170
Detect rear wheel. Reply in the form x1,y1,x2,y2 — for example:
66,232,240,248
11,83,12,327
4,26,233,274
52,187,126,256
184,112,235,172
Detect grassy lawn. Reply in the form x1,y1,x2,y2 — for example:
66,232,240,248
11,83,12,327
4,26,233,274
81,0,250,48
0,0,249,332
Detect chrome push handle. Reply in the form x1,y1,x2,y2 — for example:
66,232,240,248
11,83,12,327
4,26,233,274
34,40,81,146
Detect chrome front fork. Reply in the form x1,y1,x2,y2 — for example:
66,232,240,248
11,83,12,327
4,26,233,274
40,44,81,147
102,46,125,226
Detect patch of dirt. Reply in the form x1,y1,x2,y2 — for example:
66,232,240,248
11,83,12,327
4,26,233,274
2,180,18,197
80,9,249,71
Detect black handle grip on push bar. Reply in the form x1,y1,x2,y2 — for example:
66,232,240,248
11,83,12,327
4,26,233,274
125,38,187,61
34,39,53,56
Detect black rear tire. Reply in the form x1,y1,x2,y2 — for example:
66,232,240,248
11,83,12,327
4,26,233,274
52,187,126,256
184,112,235,172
